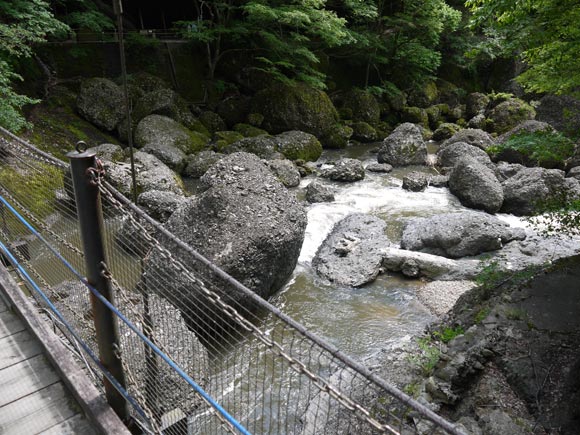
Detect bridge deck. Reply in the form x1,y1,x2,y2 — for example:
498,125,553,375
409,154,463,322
0,266,130,435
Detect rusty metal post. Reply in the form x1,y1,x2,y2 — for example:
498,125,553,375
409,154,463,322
67,146,129,422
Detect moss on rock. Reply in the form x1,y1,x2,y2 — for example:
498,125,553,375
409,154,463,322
234,123,269,137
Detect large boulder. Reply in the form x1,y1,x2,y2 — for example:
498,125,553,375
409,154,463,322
501,167,580,215
321,158,365,182
312,214,389,287
267,159,301,187
131,88,196,130
402,171,429,192
536,94,580,136
350,121,379,143
274,131,322,162
437,141,493,169
496,120,554,144
134,115,209,154
432,123,461,141
400,212,526,258
250,83,338,139
449,157,504,213
141,142,187,173
442,129,495,151
486,99,536,134
222,135,280,159
377,123,427,166
215,95,251,127
465,92,490,119
137,190,186,223
305,181,334,203
77,78,125,131
338,89,380,124
104,151,185,196
143,153,306,336
183,151,223,178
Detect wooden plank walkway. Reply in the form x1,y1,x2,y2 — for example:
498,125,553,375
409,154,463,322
0,266,131,435
0,294,96,434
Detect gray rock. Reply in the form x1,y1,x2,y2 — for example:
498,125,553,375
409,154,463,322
132,88,196,130
274,130,322,162
495,161,525,182
312,214,389,287
350,121,378,142
467,113,487,130
465,92,490,119
382,247,470,279
267,159,301,187
400,212,526,258
135,115,209,154
339,89,381,124
377,123,427,166
480,410,527,435
536,94,580,136
222,135,279,159
402,171,428,192
143,152,306,337
77,78,125,131
141,142,187,173
183,151,223,178
321,158,365,182
86,143,125,162
501,167,580,215
305,181,334,203
137,190,186,222
432,123,461,141
366,163,393,173
103,151,185,196
567,166,580,181
486,99,536,134
449,157,504,213
428,174,449,187
441,129,495,151
496,119,554,144
437,141,492,169
199,111,227,134
215,95,251,127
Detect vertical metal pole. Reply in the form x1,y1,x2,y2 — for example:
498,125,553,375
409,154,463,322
67,148,129,422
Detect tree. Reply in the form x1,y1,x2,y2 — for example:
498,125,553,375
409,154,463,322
466,0,580,96
0,0,67,131
178,0,350,90
330,0,461,91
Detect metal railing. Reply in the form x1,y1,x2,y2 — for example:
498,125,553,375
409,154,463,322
0,126,466,435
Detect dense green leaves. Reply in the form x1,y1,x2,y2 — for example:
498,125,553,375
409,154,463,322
467,0,580,96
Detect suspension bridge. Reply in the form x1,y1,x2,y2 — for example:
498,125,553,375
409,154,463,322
0,126,467,435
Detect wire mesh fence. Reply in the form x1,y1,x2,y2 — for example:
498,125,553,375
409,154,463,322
0,127,466,435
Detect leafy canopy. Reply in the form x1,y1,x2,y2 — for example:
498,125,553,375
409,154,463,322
466,0,580,96
0,0,68,131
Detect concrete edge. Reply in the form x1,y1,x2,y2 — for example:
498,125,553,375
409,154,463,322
0,265,131,435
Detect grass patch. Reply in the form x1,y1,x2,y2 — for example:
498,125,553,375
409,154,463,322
409,337,441,376
433,326,465,343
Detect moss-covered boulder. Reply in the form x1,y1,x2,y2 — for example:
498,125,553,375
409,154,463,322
426,105,444,130
125,72,169,94
338,89,380,125
77,78,125,131
401,107,429,129
132,88,196,129
141,142,187,173
407,81,438,108
267,159,301,187
274,131,322,162
222,136,280,159
183,151,223,178
210,131,243,152
134,115,210,154
378,123,427,166
436,80,463,107
233,123,269,137
465,92,490,119
250,83,338,139
215,95,251,127
322,124,353,149
199,111,227,134
87,143,125,162
432,123,462,141
350,122,378,143
486,98,536,134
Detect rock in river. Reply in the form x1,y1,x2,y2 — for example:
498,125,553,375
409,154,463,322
312,214,389,287
400,211,526,258
143,152,307,338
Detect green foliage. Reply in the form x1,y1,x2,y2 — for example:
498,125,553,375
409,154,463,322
0,0,67,131
467,0,580,96
488,131,576,167
474,307,490,323
433,326,464,343
527,195,580,237
475,257,542,291
409,337,441,376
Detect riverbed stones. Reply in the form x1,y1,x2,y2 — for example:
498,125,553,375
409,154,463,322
377,123,427,166
134,114,209,154
400,212,526,258
402,171,429,192
267,159,301,187
437,141,492,169
274,130,322,162
312,214,389,287
366,163,393,173
441,128,495,151
143,152,306,337
305,181,334,203
449,157,504,213
321,158,365,182
77,78,125,131
501,167,580,215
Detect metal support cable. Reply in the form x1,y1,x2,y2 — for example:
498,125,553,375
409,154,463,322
0,193,252,435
